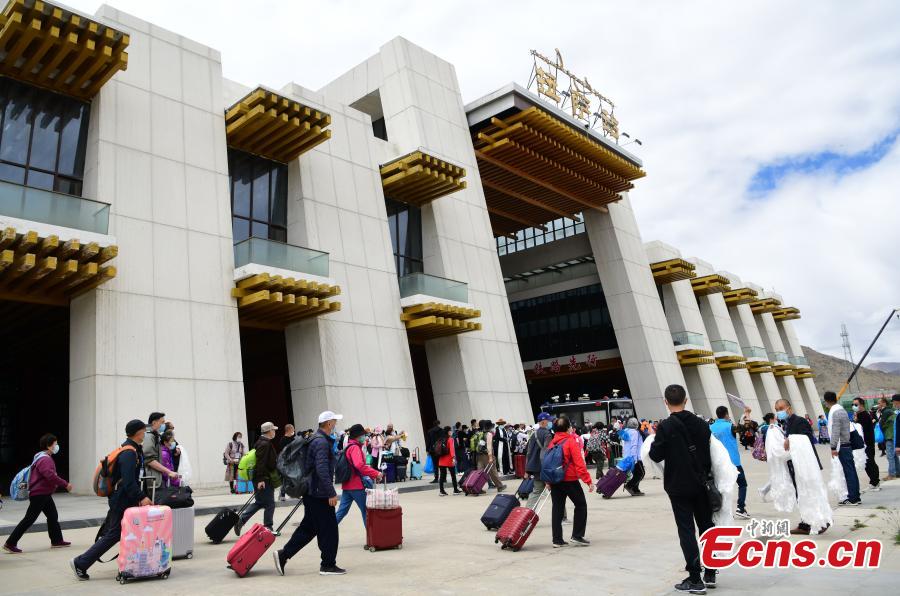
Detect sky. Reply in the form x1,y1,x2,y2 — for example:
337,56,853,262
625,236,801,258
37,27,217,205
66,0,900,365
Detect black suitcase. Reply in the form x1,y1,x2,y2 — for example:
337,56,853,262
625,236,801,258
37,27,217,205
395,463,407,482
480,493,518,530
205,492,255,543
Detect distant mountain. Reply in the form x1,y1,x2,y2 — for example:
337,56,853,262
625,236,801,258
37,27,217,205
802,346,900,396
869,362,900,375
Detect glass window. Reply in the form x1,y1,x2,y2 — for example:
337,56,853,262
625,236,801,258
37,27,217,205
385,197,423,276
228,148,288,244
495,211,585,255
0,78,89,195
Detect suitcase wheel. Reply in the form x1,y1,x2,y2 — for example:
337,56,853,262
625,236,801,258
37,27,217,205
116,573,126,585
162,569,171,579
186,552,193,559
367,546,376,552
494,537,499,544
397,543,402,550
512,546,521,552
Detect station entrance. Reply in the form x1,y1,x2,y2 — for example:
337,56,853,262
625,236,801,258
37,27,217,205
238,327,293,445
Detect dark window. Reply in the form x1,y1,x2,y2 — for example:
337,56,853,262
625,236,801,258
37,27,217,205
496,213,584,255
509,283,617,361
385,197,423,275
228,149,288,243
372,117,388,141
0,77,90,195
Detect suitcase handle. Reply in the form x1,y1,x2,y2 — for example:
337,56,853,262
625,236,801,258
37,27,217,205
531,487,551,515
274,498,303,534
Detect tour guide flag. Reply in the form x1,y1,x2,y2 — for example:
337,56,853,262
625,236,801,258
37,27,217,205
726,393,747,410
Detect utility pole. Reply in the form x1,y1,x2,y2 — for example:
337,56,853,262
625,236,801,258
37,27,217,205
840,323,861,394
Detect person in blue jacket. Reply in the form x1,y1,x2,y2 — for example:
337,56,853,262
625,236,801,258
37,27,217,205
710,405,749,519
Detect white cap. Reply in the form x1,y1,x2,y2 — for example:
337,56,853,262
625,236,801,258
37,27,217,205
318,410,343,424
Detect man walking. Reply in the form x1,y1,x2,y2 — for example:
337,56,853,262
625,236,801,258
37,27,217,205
143,412,179,492
236,422,280,535
279,424,297,501
824,392,861,505
70,420,150,580
710,406,749,518
852,398,880,491
878,396,898,480
426,419,442,484
525,412,553,508
649,384,716,593
274,411,345,576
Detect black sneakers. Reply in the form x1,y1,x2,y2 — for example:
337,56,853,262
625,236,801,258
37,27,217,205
570,536,590,547
69,559,90,581
273,550,286,576
552,540,568,548
703,569,717,589
319,565,347,575
734,508,750,519
674,577,706,594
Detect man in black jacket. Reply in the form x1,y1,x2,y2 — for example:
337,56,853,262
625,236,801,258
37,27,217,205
71,420,150,580
426,420,442,484
236,422,279,535
649,385,716,594
852,397,880,491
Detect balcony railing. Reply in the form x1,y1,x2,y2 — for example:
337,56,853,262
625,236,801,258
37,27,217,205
768,351,790,364
742,346,768,359
790,355,809,367
233,237,329,277
672,331,705,347
0,179,109,234
399,272,468,303
710,339,739,354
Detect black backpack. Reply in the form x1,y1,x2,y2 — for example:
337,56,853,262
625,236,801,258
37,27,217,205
276,435,314,498
334,445,354,484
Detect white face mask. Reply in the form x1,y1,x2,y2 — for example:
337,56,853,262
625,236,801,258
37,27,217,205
52,444,60,455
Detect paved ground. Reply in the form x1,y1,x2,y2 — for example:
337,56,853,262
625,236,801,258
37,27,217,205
1,446,898,595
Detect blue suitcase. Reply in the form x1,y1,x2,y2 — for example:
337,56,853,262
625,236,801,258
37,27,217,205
410,461,424,480
480,493,518,530
384,463,396,483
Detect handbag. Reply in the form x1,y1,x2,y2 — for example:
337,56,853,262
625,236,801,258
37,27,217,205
849,428,864,450
424,454,434,474
365,476,400,510
874,423,885,444
751,434,767,461
669,416,722,513
154,484,194,509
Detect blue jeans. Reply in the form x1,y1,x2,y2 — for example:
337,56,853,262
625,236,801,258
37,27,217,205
335,489,367,527
886,439,898,477
240,485,275,529
838,446,860,502
736,466,747,510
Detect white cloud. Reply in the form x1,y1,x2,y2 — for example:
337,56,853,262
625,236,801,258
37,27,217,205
68,0,900,362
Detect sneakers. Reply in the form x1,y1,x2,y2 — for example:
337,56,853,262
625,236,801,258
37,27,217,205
3,543,22,554
552,541,568,548
703,569,717,589
601,494,611,499
51,541,72,548
496,484,507,492
439,490,448,497
734,508,750,519
570,536,590,547
838,499,862,506
234,519,244,536
561,518,571,525
319,565,347,575
69,558,90,581
866,484,881,492
453,489,462,495
674,577,706,594
273,549,286,576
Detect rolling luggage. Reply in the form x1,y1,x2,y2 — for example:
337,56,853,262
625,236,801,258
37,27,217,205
410,461,424,480
384,462,396,483
205,492,256,544
115,504,173,583
516,477,534,500
226,499,302,577
480,493,518,530
514,454,526,479
496,488,550,551
172,506,194,559
365,506,403,551
462,464,491,496
395,463,407,482
597,467,627,498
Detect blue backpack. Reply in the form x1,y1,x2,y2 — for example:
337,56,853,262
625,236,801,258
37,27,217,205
10,453,47,501
540,438,568,483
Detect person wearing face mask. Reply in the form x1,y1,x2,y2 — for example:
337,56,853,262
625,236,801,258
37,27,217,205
160,430,181,487
852,398,880,491
3,434,73,553
71,420,151,580
143,412,178,493
235,422,280,536
274,411,346,577
877,396,898,480
225,431,246,494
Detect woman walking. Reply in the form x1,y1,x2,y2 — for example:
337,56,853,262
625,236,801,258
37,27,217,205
437,426,461,496
224,431,245,494
3,434,72,553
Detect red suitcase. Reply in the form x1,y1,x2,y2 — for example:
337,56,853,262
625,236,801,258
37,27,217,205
226,500,301,577
365,506,402,551
462,464,491,495
513,454,526,479
597,467,627,498
496,488,549,551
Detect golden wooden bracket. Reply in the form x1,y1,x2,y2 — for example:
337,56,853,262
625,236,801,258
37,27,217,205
232,271,341,329
690,274,731,296
401,301,481,342
650,258,696,284
380,150,466,207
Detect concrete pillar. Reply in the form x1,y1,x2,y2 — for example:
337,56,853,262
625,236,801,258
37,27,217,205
777,318,824,417
727,295,782,414
584,199,685,421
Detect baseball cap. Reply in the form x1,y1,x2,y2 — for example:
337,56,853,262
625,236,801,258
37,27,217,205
318,411,343,424
536,412,553,422
260,421,278,433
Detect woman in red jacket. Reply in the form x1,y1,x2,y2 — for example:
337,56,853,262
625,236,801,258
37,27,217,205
336,424,382,528
437,426,461,496
547,417,594,548
4,434,73,553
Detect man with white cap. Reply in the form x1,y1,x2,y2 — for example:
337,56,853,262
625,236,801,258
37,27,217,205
275,411,346,576
235,421,279,536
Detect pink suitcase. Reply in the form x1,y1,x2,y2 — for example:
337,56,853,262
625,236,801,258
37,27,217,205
227,523,275,577
462,463,493,495
116,504,173,584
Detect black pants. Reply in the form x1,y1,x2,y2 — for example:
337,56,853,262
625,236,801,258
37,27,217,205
669,492,714,581
550,481,587,543
439,466,458,491
591,451,606,478
6,494,63,546
625,461,645,491
863,444,880,487
282,496,338,569
74,502,128,571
